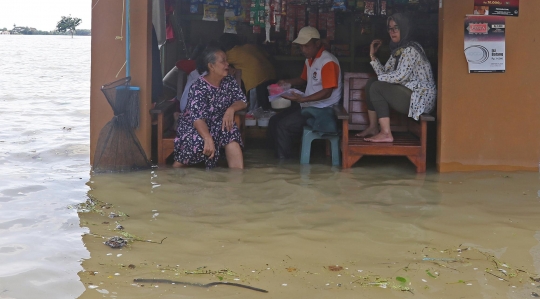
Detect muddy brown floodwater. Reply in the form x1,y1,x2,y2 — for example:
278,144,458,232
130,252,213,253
77,152,540,299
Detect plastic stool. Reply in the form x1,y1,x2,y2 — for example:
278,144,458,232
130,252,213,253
300,126,340,166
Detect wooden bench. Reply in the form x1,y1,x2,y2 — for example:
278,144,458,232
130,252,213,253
336,72,435,172
150,69,245,165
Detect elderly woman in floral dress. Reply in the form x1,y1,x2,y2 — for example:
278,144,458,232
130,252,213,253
356,13,436,142
173,47,247,169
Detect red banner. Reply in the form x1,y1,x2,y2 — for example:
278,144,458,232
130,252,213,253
474,0,519,17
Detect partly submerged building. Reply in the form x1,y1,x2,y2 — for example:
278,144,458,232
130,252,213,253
90,0,539,172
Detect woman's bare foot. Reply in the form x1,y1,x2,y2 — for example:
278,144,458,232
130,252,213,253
355,127,379,138
364,132,394,143
172,161,185,168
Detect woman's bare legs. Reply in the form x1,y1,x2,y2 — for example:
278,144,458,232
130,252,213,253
172,161,186,168
225,141,244,169
364,117,393,142
355,110,379,137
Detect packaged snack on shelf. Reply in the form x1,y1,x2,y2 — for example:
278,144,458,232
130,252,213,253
380,0,387,15
295,5,306,31
242,0,251,22
224,9,239,33
318,9,327,30
286,3,295,26
331,0,346,11
364,0,375,15
190,0,199,13
203,5,219,21
308,8,317,27
326,11,335,40
356,0,365,10
287,25,296,41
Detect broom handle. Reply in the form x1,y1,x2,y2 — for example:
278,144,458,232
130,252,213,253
126,0,131,77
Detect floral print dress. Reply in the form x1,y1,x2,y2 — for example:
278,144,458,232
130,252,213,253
370,45,436,120
174,75,246,169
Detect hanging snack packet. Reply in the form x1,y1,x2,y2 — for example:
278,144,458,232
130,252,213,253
224,9,238,33
241,0,251,22
286,3,295,26
287,25,295,41
318,9,327,30
203,4,219,21
308,7,317,27
190,0,199,13
356,0,364,10
364,0,375,15
380,0,386,15
331,0,346,11
326,11,335,40
295,5,306,32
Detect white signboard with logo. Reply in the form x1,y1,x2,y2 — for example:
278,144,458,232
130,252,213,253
464,15,506,73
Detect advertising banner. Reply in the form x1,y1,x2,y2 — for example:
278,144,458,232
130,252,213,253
474,0,519,17
464,15,506,73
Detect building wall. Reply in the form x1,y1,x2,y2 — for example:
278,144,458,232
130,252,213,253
90,0,152,164
437,0,540,172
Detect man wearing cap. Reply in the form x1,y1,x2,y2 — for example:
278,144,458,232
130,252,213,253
267,26,342,159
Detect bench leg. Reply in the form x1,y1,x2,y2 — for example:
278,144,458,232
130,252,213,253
158,150,166,165
343,155,363,168
407,155,426,173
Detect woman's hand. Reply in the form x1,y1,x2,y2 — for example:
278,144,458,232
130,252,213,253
370,39,382,57
203,137,215,159
222,107,235,132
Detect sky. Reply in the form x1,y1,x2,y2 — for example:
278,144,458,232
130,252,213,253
0,0,92,31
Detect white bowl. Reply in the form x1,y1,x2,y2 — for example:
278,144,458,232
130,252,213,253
270,97,291,109
245,119,257,126
258,118,270,127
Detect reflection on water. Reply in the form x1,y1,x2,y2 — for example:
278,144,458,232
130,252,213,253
1,36,539,299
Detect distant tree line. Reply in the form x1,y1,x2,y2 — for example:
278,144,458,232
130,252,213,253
2,16,90,36
1,26,91,36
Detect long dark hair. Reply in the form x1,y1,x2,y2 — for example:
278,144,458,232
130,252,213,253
196,46,222,74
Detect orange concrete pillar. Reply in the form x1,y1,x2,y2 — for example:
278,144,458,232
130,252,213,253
90,0,152,165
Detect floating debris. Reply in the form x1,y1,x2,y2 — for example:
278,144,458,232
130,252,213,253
133,279,268,293
327,265,343,272
115,224,124,230
422,257,458,262
104,236,128,248
286,267,297,272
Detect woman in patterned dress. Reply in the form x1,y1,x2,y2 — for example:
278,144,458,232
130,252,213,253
173,47,247,169
356,13,436,143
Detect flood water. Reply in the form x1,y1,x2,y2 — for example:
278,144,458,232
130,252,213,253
1,35,539,299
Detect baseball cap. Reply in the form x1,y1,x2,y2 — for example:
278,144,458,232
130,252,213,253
292,26,320,45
